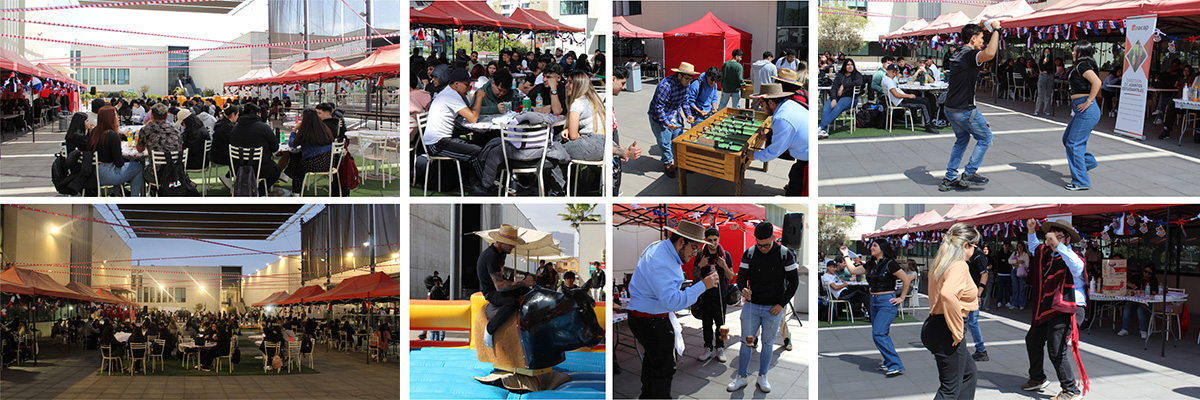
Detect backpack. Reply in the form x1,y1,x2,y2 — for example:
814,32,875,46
51,149,79,195
856,104,884,129
231,347,241,364
233,165,259,197
154,163,199,197
338,144,360,191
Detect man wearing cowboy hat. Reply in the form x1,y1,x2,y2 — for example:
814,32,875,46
476,224,536,348
1021,218,1088,400
750,83,809,197
686,66,723,127
627,219,719,398
647,62,701,178
774,68,809,110
727,222,800,393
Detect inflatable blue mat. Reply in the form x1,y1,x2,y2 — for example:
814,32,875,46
409,347,606,399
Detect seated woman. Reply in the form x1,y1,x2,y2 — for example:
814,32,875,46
88,106,144,196
284,108,339,195
63,112,91,153
560,69,607,193
180,112,211,170
370,323,393,360
128,326,147,373
196,323,230,372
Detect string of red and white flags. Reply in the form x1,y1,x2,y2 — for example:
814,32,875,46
1,295,134,318
412,27,586,47
3,72,81,97
880,19,1155,52
874,213,1200,249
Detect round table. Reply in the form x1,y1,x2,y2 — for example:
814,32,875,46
115,332,132,342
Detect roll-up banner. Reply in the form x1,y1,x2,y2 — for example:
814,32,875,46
1114,15,1157,140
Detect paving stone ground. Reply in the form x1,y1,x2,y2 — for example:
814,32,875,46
818,294,1200,399
614,305,810,399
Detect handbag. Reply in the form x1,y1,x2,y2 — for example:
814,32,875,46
271,353,283,370
337,141,360,190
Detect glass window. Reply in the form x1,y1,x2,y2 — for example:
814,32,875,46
177,288,186,303
560,0,587,15
118,69,128,85
110,69,117,85
777,1,808,26
102,68,109,85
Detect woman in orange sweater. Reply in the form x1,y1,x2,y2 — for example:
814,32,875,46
923,222,982,399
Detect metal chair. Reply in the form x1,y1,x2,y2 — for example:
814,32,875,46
286,340,302,372
92,152,125,197
1011,72,1029,101
339,331,352,352
566,159,604,196
215,338,236,373
148,339,165,372
415,114,466,196
301,140,346,196
228,145,266,196
147,148,188,197
184,139,212,196
1145,288,1186,349
823,281,854,324
498,124,552,196
127,342,148,375
884,92,915,132
899,272,921,318
262,341,281,373
1179,112,1198,146
299,337,314,368
100,345,123,375
179,338,198,368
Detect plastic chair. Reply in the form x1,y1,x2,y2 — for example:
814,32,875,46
228,145,266,196
286,340,301,372
899,272,921,318
215,338,236,373
100,345,123,375
498,124,552,196
127,343,148,375
147,148,188,197
1011,72,1029,101
92,151,125,197
415,115,466,197
148,339,165,372
823,281,854,324
301,140,345,196
566,159,604,196
884,93,915,132
184,139,212,196
358,132,394,188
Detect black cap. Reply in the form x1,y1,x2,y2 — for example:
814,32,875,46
886,64,899,71
447,68,472,84
754,222,774,240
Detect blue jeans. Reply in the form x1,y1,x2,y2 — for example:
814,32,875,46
870,293,904,371
1121,302,1151,333
819,97,855,132
966,310,986,353
719,91,739,109
97,162,144,196
737,302,784,377
1063,97,1100,187
648,116,684,166
1011,274,1026,308
944,108,993,181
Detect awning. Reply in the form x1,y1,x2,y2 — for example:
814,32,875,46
302,272,400,303
510,8,584,33
224,67,279,87
968,0,1036,25
251,57,346,85
1003,0,1200,30
877,217,909,232
907,11,971,37
614,203,766,228
880,19,929,40
95,288,138,307
0,268,93,302
331,43,405,79
865,204,1184,238
413,0,533,31
410,6,457,26
113,204,303,240
0,48,40,76
65,282,118,304
274,285,326,305
251,290,291,307
614,15,665,39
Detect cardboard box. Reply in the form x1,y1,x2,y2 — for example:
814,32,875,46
1101,259,1127,297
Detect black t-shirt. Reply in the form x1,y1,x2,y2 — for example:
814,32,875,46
1069,58,1098,95
527,83,568,115
969,251,988,288
995,250,1013,274
738,244,800,307
865,257,902,293
946,48,982,110
476,244,506,295
1039,56,1055,74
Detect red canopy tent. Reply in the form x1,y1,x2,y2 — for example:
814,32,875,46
251,291,291,307
410,6,457,26
664,12,752,78
0,268,95,302
507,8,563,32
0,48,39,76
95,288,138,307
414,0,532,30
302,272,400,303
880,19,929,40
613,203,782,277
274,285,326,306
332,43,405,79
259,57,346,84
1003,0,1200,30
877,217,909,232
224,67,279,87
65,282,117,304
967,0,1036,26
907,11,971,37
510,8,584,33
865,204,1183,238
614,15,664,39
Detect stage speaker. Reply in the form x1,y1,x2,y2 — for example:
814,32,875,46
90,87,97,96
782,213,803,249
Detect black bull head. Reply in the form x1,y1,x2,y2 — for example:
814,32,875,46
517,269,605,370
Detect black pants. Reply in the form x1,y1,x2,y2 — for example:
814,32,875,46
899,97,934,125
628,315,675,399
787,160,808,197
1026,312,1078,392
838,286,870,313
922,315,977,399
483,289,527,335
431,137,484,185
698,292,725,350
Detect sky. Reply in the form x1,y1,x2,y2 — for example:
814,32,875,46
517,204,605,256
38,0,269,57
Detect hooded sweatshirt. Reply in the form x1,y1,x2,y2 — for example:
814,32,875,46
751,59,778,95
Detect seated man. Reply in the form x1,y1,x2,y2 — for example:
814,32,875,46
882,64,939,134
526,63,568,115
227,102,281,191
477,224,536,348
471,69,516,115
422,68,486,195
687,67,722,126
823,258,869,318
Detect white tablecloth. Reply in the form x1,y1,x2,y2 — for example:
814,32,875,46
346,129,404,140
1174,99,1200,111
115,332,131,342
1089,293,1188,305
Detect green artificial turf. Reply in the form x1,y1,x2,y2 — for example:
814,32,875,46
823,124,936,139
185,155,402,197
96,331,317,377
817,313,921,328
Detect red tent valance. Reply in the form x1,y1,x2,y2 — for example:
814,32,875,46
251,290,291,307
275,285,326,305
614,15,664,39
303,272,400,303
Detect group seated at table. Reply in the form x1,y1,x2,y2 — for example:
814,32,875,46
413,64,606,196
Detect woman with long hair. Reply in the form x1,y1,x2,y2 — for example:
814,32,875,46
88,106,144,196
180,113,210,170
923,223,981,399
1010,241,1030,310
560,69,607,161
1062,40,1102,191
842,239,912,376
818,59,864,136
284,108,337,195
64,112,91,153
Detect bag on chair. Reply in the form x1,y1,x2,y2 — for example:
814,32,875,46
231,347,241,364
154,163,199,197
271,353,283,370
338,148,360,190
233,165,259,197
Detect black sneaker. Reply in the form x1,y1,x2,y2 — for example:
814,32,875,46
1159,132,1171,140
1021,379,1050,391
663,164,677,179
783,338,792,351
961,173,989,186
938,178,969,192
1064,183,1090,191
972,351,989,361
925,125,940,134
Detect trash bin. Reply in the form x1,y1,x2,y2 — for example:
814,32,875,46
625,62,642,92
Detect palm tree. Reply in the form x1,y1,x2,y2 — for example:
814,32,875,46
558,204,601,231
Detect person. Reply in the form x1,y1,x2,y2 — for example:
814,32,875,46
647,62,700,178
611,66,641,196
751,51,778,98
284,108,338,195
923,223,982,399
476,224,536,348
526,63,567,115
871,56,895,97
1158,64,1199,141
1061,40,1102,191
750,83,809,196
470,68,516,115
842,240,911,376
941,21,1001,192
467,51,481,72
883,64,940,134
818,59,864,136
576,54,592,75
261,324,283,370
823,257,868,319
692,227,734,363
371,323,393,360
925,56,942,82
562,69,607,162
210,104,237,173
63,112,91,153
226,102,281,190
727,222,799,393
129,99,146,122
179,110,211,170
1118,264,1160,338
1034,48,1056,116
1099,68,1122,118
422,68,486,195
628,219,718,399
1021,218,1089,400
965,239,990,361
137,103,182,155
686,67,722,126
994,243,1014,310
775,49,799,72
89,106,145,196
1153,59,1183,121
1010,242,1030,310
196,323,230,372
99,321,123,357
719,49,745,109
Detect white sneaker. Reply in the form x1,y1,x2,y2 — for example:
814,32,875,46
484,331,494,348
716,347,727,362
698,348,713,361
727,375,748,392
1140,331,1149,339
1005,302,1013,308
1033,111,1040,116
1117,329,1129,336
818,129,828,139
757,375,772,393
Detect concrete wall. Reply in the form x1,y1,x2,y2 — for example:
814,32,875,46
190,31,271,94
69,45,172,96
1,205,132,289
242,256,302,307
133,265,223,313
619,1,780,69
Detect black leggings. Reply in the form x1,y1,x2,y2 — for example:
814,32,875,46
922,315,977,399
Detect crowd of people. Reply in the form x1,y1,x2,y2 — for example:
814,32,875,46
410,46,608,196
60,94,358,197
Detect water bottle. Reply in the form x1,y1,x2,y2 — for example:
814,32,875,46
522,97,531,111
1159,283,1164,294
536,96,544,108
1145,282,1150,294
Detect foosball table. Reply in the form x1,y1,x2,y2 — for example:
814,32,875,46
671,107,771,196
